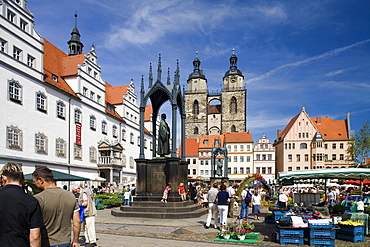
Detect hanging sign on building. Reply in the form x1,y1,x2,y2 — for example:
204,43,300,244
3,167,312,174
76,124,81,145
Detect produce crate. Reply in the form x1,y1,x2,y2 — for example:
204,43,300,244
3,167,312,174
309,229,335,239
338,225,364,235
308,221,334,228
279,237,304,245
279,229,304,238
336,233,364,242
309,238,335,247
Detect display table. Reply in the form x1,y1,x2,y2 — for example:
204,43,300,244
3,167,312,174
341,212,369,235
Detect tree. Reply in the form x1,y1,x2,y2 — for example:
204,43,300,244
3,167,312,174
347,120,370,166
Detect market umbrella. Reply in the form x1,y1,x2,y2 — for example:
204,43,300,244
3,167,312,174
343,180,361,185
24,170,90,181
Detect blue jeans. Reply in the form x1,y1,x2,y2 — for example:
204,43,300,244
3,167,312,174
124,199,130,206
51,244,71,247
239,201,249,219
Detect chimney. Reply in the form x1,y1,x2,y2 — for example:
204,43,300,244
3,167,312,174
277,129,281,137
317,117,321,124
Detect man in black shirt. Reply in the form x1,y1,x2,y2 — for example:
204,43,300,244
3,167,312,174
0,163,43,246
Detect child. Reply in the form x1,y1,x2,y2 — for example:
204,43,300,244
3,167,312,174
124,188,131,206
161,183,171,203
178,182,186,201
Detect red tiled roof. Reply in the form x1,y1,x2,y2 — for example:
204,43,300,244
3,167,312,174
225,131,253,143
105,84,129,105
145,105,153,122
144,127,151,135
198,134,225,149
60,54,85,76
43,39,78,97
312,117,348,140
278,113,300,139
183,138,199,156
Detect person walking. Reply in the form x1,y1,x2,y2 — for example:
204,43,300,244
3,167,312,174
205,183,219,229
216,184,230,228
74,185,97,247
239,185,252,220
32,166,81,247
161,183,171,203
252,190,261,220
0,163,43,246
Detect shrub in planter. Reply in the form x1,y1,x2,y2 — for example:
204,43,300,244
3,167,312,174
101,198,123,207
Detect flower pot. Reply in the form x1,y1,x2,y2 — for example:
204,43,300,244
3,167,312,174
237,235,246,241
222,234,230,239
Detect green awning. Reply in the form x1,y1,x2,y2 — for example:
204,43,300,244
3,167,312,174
278,168,370,181
25,170,90,181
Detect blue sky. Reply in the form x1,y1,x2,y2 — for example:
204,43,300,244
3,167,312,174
29,0,370,143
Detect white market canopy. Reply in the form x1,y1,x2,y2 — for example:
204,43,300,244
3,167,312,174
278,168,370,182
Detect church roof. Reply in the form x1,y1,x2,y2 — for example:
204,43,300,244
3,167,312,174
105,84,129,105
224,53,243,77
208,105,221,114
188,56,206,80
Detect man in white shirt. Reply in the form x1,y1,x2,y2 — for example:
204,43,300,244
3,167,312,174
204,183,219,229
227,184,236,217
278,189,288,208
239,185,251,220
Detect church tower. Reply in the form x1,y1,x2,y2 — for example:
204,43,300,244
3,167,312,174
221,51,246,133
185,54,208,139
185,51,247,138
67,13,84,55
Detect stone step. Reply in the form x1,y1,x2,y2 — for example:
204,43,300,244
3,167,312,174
119,203,203,213
111,207,208,219
131,201,194,207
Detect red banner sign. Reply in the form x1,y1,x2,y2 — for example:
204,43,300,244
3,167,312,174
76,124,81,145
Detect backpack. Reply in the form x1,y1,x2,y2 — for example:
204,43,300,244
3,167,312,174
244,190,252,203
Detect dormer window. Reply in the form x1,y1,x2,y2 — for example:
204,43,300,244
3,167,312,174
52,74,58,82
7,10,16,23
20,19,28,31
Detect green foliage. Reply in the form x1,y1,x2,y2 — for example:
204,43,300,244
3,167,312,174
347,120,370,166
101,198,123,205
95,193,121,199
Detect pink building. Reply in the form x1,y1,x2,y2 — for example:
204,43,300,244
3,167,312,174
274,107,353,174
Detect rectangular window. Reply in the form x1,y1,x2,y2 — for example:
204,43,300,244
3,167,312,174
268,154,272,160
305,154,309,162
200,160,204,165
20,19,28,31
188,169,190,175
240,167,244,174
90,91,95,100
262,154,266,160
192,169,196,175
83,87,88,96
246,167,250,174
7,126,22,150
305,167,309,170
74,144,82,160
306,133,309,138
187,159,190,164
0,39,7,53
332,154,337,160
268,167,272,174
234,145,237,151
262,167,266,174
288,154,292,162
57,101,65,119
324,144,328,149
246,156,250,162
13,46,22,61
89,147,97,162
256,154,260,160
227,145,231,151
247,145,251,151
27,54,35,67
205,170,209,176
233,167,237,174
340,154,344,160
256,167,260,174
240,145,244,151
35,133,47,154
340,143,344,149
200,170,204,175
193,159,196,164
36,92,47,112
56,138,66,157
333,143,336,149
205,160,209,165
288,167,292,171
233,156,237,162
97,95,101,103
240,156,244,162
296,154,301,162
228,156,231,162
7,10,16,23
8,80,22,102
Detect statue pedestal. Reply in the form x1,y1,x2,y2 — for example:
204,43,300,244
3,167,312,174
135,157,188,199
210,177,229,186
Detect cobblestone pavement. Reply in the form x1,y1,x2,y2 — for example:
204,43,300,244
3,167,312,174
91,206,370,247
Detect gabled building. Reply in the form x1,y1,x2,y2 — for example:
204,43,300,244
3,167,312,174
0,0,152,187
274,107,353,174
254,134,275,181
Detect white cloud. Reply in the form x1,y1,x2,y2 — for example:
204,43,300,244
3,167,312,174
326,69,345,76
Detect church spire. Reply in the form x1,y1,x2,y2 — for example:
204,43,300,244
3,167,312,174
68,12,84,55
188,51,206,80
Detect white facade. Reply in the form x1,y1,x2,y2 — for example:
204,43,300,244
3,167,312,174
0,0,152,187
253,134,275,181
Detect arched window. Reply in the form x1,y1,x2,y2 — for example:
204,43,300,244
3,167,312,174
194,127,199,134
231,125,236,132
230,97,237,113
193,100,199,115
300,143,307,149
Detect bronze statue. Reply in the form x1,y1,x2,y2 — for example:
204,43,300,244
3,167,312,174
216,159,223,177
157,113,170,157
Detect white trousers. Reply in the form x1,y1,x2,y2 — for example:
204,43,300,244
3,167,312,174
84,216,97,243
217,205,228,227
206,202,218,228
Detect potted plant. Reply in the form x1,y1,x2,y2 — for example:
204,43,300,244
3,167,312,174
234,228,249,240
219,226,232,239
